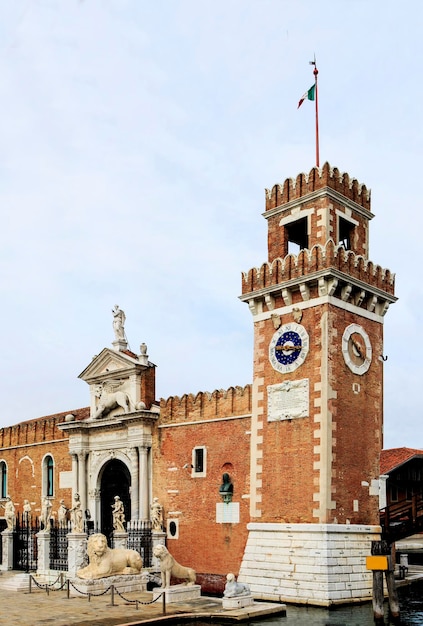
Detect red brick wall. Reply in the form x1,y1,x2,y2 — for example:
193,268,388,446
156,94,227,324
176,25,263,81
0,409,86,520
153,390,252,587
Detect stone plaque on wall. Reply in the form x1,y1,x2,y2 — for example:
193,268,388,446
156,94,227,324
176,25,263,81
267,379,309,421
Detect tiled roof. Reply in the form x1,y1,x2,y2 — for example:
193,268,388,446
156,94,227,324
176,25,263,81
380,447,423,475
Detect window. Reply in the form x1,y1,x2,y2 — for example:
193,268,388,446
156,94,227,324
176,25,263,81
44,455,54,497
390,485,398,503
338,216,355,251
286,217,308,253
0,461,7,498
192,446,207,477
167,518,179,539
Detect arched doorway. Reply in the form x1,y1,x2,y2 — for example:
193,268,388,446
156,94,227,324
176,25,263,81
100,459,131,542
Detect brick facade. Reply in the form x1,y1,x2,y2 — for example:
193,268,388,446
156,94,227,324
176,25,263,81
0,163,397,604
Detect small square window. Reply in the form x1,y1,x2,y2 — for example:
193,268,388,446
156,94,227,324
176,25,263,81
192,446,207,477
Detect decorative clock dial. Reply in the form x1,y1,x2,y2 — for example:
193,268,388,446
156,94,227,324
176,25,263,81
269,322,309,373
342,323,372,375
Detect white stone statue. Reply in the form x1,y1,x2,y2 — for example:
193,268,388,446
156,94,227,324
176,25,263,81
112,305,126,341
40,497,52,530
112,496,125,531
153,544,196,587
58,499,68,529
70,493,84,533
1,496,15,530
223,573,251,597
93,382,134,420
23,499,32,524
77,533,142,579
150,497,163,532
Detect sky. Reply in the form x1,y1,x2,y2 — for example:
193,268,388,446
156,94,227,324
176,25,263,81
0,0,421,449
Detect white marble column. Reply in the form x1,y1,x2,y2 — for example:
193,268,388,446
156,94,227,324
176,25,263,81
139,446,149,520
71,453,78,499
129,448,139,520
0,531,13,571
67,532,87,578
36,531,50,575
78,452,87,512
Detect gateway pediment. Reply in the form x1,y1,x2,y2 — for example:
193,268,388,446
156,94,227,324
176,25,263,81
78,345,156,420
79,348,145,384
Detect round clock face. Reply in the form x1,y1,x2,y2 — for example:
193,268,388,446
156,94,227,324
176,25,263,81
269,323,309,373
342,323,372,375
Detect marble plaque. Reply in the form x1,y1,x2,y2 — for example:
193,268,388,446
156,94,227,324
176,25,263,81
216,502,240,524
267,379,309,422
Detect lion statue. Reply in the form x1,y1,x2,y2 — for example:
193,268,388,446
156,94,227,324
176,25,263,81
223,572,251,597
153,544,196,587
77,533,143,579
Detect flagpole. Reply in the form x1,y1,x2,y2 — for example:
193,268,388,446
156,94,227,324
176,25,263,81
311,58,320,167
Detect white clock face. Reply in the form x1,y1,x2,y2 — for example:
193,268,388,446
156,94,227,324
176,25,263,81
269,323,309,374
342,323,372,375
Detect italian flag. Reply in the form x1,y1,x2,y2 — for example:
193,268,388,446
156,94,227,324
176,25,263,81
297,84,315,108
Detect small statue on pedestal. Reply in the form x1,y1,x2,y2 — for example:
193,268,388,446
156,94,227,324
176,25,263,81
112,496,125,531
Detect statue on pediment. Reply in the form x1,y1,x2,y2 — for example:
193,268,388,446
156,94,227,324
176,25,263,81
112,305,126,341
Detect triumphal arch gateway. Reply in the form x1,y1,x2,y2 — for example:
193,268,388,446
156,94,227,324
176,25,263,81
59,306,160,538
0,164,397,605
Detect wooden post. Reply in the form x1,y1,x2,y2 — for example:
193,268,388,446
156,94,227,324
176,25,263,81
386,542,400,620
385,569,400,619
372,570,384,620
368,540,400,622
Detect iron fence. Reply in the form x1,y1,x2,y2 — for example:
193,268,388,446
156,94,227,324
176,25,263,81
127,519,152,567
49,521,70,570
13,513,39,571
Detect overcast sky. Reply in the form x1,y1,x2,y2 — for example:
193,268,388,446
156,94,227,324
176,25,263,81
0,0,420,449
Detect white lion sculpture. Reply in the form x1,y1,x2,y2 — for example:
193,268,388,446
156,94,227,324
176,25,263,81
77,533,143,579
153,544,196,587
93,384,135,420
223,572,251,597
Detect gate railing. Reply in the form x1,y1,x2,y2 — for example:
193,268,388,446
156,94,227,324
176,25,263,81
127,520,152,567
49,521,70,570
13,513,39,571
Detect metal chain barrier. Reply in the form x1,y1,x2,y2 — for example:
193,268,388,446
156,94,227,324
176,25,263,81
29,575,167,614
68,580,112,597
114,586,165,606
29,573,67,593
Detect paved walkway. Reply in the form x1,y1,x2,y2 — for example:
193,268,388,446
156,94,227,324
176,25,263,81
0,572,286,626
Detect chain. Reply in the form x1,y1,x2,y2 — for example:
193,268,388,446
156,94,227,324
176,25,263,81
114,587,164,605
68,580,112,597
29,574,67,591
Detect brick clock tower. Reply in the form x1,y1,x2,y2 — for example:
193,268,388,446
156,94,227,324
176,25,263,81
238,163,397,605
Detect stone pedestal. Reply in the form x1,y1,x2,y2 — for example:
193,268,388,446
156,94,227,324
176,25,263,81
151,532,166,570
67,532,88,578
0,530,13,571
222,595,254,610
69,573,148,596
36,530,51,575
152,584,201,603
239,522,380,606
112,532,128,550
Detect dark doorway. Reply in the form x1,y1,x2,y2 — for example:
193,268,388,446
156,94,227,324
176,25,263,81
100,459,131,543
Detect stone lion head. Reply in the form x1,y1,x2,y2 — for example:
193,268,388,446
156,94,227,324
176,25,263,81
153,544,167,559
87,533,109,564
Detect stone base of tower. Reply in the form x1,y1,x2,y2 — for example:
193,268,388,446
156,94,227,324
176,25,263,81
238,522,381,606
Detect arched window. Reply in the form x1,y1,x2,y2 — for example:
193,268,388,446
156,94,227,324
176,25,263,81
44,455,54,497
0,461,7,498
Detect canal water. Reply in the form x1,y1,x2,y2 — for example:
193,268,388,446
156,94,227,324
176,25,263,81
249,581,423,625
195,580,423,625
